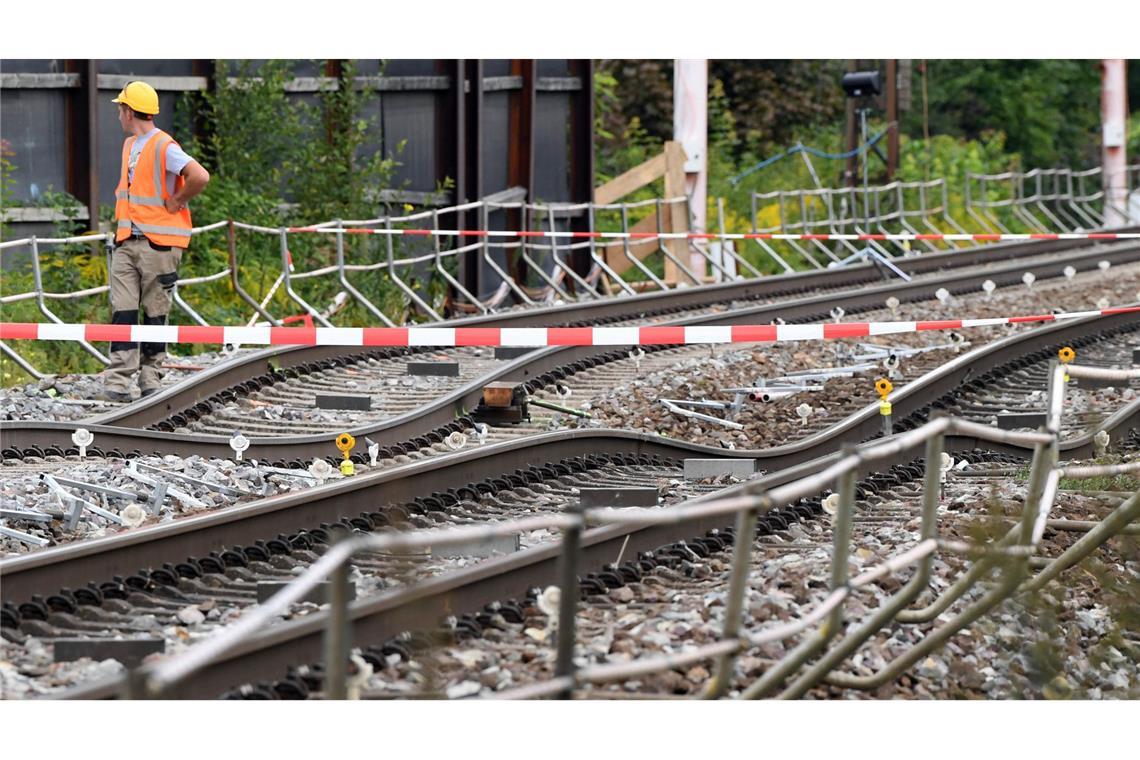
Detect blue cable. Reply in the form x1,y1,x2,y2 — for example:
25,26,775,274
729,126,892,186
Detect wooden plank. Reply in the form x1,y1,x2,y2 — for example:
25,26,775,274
594,152,667,205
663,141,690,284
598,212,658,275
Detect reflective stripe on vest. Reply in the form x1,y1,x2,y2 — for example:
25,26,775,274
116,220,192,236
114,129,192,247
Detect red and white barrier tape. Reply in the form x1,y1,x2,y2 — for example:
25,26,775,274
287,227,1140,243
3,306,1137,348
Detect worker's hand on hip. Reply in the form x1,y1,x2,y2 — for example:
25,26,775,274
164,197,186,214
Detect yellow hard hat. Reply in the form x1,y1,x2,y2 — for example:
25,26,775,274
111,81,160,115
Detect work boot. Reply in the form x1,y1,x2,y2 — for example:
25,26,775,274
96,389,132,403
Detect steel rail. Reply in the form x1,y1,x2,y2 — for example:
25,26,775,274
8,312,1133,611
5,239,1139,460
41,393,1139,700
38,231,1140,432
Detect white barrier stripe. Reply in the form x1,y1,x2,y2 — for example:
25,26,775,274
409,327,454,346
39,324,86,341
224,326,272,345
500,328,547,347
960,318,1010,328
1054,309,1101,320
6,305,1138,348
869,321,917,336
595,327,639,345
316,327,363,346
776,324,825,341
684,325,733,344
134,325,179,344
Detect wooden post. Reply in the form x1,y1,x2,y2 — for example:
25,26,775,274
663,140,689,285
592,141,691,283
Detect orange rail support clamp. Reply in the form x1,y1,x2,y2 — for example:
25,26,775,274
875,378,893,436
336,432,356,476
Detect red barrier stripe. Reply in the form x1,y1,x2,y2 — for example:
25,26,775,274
972,234,1002,241
1008,314,1055,324
458,230,490,236
731,325,777,342
179,326,225,344
916,319,964,331
1100,306,1140,316
1088,233,1118,239
1030,234,1060,239
823,322,871,338
915,234,945,240
270,327,316,345
548,327,593,345
639,326,686,344
0,323,39,340
362,327,409,346
86,324,133,342
456,328,501,347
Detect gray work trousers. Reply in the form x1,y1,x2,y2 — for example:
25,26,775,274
104,236,183,393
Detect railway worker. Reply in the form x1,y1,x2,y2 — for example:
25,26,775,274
98,80,210,402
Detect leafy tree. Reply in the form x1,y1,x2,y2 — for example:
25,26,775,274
902,60,1102,168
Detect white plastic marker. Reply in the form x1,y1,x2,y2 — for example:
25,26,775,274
71,428,93,459
796,403,813,427
308,458,333,484
229,431,250,462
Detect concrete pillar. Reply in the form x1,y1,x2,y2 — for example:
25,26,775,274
674,59,708,277
1101,59,1129,227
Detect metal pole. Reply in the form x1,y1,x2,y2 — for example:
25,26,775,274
860,109,871,228
31,236,110,365
741,448,857,699
779,432,944,699
705,503,759,699
1021,491,1140,594
554,504,584,700
323,558,352,700
228,221,281,325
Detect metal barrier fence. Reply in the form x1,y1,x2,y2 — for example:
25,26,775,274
3,165,1138,380
124,359,1140,700
748,165,1140,274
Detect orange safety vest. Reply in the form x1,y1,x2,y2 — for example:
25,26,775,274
114,129,192,248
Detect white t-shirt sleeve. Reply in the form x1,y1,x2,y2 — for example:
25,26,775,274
165,143,194,177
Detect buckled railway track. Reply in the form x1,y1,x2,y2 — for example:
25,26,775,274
2,236,1138,700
